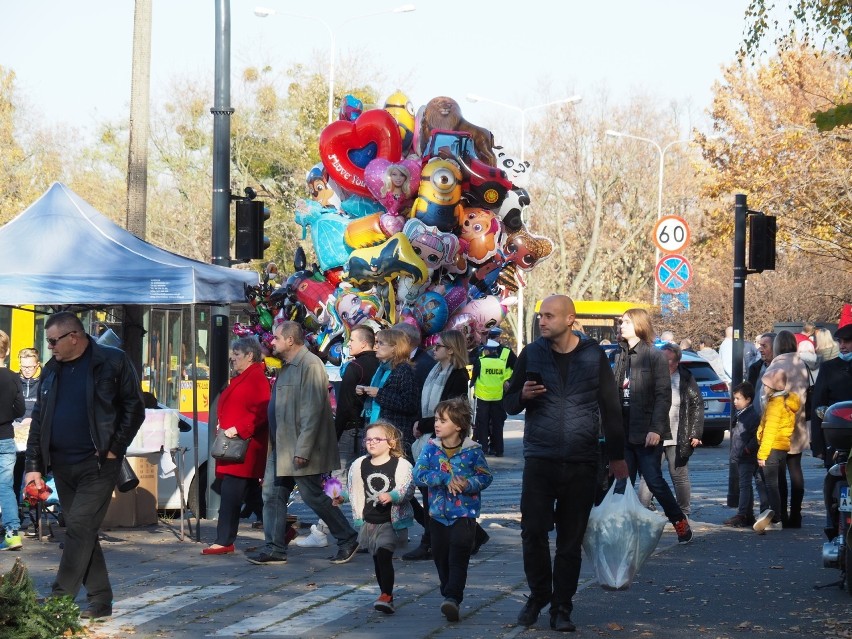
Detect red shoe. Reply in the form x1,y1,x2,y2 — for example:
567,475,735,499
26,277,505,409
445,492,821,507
202,544,235,555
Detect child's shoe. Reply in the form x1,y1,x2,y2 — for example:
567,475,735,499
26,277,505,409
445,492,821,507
753,509,774,534
373,593,395,614
0,530,22,551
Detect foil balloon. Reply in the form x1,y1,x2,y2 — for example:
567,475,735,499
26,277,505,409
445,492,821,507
504,226,555,271
384,91,416,155
344,212,395,249
340,194,384,219
306,163,342,211
446,312,478,350
411,291,449,336
411,158,464,232
493,146,531,189
459,207,504,264
338,94,363,122
402,218,461,276
319,108,402,198
458,296,507,345
335,287,382,330
364,158,421,216
343,234,428,287
294,199,352,272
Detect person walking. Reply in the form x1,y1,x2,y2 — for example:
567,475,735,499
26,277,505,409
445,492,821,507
0,331,25,551
614,309,693,543
334,326,380,470
637,342,703,516
504,295,628,632
247,321,359,566
24,312,145,618
202,338,270,556
471,334,516,457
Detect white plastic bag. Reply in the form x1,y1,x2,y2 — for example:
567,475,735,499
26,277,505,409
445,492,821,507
582,478,667,590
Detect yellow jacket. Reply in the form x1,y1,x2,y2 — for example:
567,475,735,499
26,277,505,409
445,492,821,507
757,391,801,461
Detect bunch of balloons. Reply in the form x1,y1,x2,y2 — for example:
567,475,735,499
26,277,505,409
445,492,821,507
240,93,555,361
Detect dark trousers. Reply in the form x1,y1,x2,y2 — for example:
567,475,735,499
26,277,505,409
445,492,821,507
429,517,476,604
780,452,803,521
416,486,431,547
296,473,358,548
520,458,597,611
51,456,122,606
762,449,788,522
215,475,250,546
736,460,769,517
474,399,507,454
625,441,684,523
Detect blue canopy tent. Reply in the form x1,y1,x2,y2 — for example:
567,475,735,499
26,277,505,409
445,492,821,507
0,182,257,304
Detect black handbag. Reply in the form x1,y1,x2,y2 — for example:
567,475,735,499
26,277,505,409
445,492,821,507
211,430,250,462
116,457,139,493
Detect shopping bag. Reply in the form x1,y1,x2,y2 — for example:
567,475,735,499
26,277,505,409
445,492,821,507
582,478,667,590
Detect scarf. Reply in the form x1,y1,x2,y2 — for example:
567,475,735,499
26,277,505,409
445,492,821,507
365,362,393,424
421,363,453,418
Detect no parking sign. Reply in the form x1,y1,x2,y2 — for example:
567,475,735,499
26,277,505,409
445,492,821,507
655,254,693,293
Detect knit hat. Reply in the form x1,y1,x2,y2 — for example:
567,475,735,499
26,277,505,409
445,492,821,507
761,368,787,392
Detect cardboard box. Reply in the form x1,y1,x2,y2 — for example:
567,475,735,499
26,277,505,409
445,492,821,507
101,455,159,528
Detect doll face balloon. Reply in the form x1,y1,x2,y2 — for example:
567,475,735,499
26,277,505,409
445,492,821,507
364,158,421,216
504,227,554,271
459,208,503,264
459,295,506,344
402,218,461,275
334,289,382,329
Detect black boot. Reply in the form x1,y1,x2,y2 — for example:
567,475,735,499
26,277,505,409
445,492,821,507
402,544,431,560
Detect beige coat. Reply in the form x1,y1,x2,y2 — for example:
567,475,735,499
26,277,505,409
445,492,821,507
272,346,340,477
763,352,811,454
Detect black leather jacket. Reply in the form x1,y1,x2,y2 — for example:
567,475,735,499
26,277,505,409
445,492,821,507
613,341,673,445
25,336,145,473
672,365,704,467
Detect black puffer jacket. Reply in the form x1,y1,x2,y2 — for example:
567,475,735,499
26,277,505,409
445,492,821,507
613,341,672,445
671,364,704,467
504,334,624,463
25,337,145,473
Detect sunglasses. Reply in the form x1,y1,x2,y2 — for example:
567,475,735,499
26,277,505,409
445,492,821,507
47,331,76,347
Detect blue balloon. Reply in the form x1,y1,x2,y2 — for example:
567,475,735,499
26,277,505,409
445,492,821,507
412,291,449,336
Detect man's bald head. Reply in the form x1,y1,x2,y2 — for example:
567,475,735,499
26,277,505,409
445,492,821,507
542,295,575,317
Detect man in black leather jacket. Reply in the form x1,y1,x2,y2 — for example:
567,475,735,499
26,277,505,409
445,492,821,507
505,295,628,632
25,312,144,619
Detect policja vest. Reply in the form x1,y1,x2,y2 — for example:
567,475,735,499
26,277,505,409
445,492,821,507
474,346,512,401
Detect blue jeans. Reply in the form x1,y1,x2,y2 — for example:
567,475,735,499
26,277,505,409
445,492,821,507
261,449,294,558
736,460,769,518
625,441,685,523
0,439,20,533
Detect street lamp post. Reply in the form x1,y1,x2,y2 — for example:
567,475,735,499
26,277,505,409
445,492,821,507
466,94,582,351
604,130,690,306
255,5,415,124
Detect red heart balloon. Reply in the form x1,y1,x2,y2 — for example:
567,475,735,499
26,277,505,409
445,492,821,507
319,109,402,198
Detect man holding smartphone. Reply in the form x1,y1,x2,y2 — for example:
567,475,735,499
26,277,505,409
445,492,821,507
504,295,628,633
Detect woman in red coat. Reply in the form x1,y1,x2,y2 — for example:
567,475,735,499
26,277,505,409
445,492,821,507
202,338,270,555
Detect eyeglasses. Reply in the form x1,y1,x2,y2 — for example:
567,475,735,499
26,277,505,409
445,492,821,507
47,331,76,347
363,437,389,444
375,340,387,346
19,365,37,371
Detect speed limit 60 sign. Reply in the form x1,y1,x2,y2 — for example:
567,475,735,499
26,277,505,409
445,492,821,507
653,215,690,254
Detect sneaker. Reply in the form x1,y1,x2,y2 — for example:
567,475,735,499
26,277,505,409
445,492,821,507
723,515,750,528
246,552,287,565
402,544,431,560
550,605,576,632
673,518,693,543
0,531,22,551
374,593,395,614
753,509,774,534
329,543,359,564
440,598,460,622
517,595,547,627
295,525,329,548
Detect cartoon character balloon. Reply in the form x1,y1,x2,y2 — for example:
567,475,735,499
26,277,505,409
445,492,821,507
384,91,416,155
344,234,429,288
459,207,503,264
411,291,449,336
338,94,363,122
411,158,464,232
364,158,421,216
306,163,342,211
402,218,462,276
334,286,382,331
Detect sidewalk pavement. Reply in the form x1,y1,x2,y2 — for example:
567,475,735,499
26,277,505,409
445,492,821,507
2,420,850,638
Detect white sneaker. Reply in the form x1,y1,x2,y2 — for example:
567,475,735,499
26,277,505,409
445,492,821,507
295,525,329,547
753,509,775,534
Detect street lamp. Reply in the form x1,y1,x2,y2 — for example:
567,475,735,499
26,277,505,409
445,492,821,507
466,94,582,351
255,5,416,125
605,130,691,306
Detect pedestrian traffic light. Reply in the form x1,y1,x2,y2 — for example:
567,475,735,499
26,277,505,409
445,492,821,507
234,199,270,261
748,212,776,273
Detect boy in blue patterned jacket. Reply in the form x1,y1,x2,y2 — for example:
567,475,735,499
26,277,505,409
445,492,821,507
413,397,493,622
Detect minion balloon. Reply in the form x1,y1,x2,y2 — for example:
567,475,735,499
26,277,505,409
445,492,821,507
384,91,415,155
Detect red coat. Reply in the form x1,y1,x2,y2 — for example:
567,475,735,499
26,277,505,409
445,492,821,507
214,362,270,479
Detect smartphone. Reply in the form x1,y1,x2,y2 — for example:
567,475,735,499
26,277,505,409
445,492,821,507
526,371,544,385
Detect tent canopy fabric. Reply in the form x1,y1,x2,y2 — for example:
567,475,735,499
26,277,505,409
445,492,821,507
0,183,258,305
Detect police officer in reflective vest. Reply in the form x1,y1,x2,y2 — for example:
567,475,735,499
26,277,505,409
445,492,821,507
471,333,517,456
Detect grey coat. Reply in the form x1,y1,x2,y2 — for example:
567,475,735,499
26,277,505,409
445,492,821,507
272,346,340,477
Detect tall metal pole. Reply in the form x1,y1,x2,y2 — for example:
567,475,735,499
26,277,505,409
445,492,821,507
728,193,748,507
207,0,233,524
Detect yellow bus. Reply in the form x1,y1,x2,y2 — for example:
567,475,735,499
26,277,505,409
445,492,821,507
531,300,650,343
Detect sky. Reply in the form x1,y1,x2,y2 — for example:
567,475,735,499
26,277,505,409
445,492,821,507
0,0,763,157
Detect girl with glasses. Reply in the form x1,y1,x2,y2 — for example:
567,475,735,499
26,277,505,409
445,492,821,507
334,421,414,615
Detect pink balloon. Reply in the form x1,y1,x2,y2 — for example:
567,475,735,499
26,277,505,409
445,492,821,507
364,158,421,216
446,312,478,350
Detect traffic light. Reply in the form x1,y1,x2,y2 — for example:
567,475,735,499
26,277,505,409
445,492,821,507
234,200,270,261
748,212,776,273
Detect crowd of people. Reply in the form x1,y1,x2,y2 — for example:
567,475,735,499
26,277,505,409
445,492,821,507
3,306,851,632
